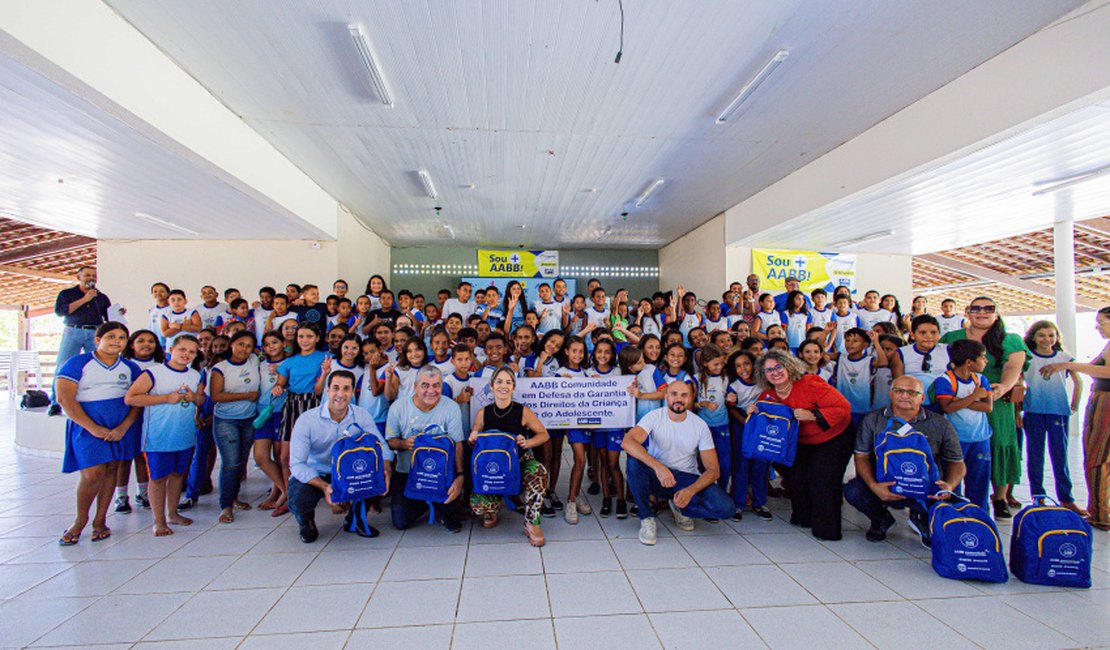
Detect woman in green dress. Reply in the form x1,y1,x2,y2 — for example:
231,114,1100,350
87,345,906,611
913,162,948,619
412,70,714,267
941,296,1031,519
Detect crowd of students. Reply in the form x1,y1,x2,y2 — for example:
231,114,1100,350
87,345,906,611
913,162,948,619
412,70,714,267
52,269,1110,550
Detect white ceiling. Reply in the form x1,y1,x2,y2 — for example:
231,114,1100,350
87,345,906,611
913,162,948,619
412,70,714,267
738,100,1110,255
104,0,1084,248
0,50,326,240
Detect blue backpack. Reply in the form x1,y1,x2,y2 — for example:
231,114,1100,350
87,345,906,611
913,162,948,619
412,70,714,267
404,426,456,524
471,431,521,496
741,400,799,466
873,417,939,500
330,424,387,503
1010,496,1093,588
929,496,1008,582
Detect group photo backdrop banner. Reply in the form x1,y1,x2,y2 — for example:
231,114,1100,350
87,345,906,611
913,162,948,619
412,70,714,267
752,249,857,295
468,375,636,430
463,277,578,307
477,249,560,278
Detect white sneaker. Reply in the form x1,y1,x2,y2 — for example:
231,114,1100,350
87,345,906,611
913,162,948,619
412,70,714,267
575,495,592,515
565,501,579,525
669,500,695,531
638,517,658,545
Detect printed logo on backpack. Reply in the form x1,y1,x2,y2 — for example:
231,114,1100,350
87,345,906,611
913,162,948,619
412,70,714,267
741,400,799,466
404,425,456,523
1010,497,1093,588
330,424,387,503
874,418,939,500
471,431,521,496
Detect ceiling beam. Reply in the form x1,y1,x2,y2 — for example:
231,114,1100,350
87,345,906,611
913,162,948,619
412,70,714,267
0,235,96,265
0,264,73,283
917,253,1103,310
1075,217,1110,241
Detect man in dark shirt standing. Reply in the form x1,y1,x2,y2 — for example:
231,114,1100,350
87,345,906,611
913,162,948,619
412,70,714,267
49,266,112,415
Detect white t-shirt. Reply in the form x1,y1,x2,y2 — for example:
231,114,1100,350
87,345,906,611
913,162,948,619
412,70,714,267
441,298,476,320
635,407,715,476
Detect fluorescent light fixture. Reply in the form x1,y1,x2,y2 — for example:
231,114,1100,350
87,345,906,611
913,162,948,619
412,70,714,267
634,179,664,208
443,223,456,239
829,229,894,249
1032,162,1110,196
135,212,198,237
348,25,394,107
418,170,438,199
716,49,789,124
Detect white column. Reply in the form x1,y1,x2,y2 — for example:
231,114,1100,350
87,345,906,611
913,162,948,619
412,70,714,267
1053,193,1077,354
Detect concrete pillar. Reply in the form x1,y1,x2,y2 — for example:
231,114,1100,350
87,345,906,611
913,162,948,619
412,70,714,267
1053,193,1077,354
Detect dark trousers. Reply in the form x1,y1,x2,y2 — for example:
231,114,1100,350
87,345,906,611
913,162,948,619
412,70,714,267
186,423,214,500
843,476,927,525
730,419,769,509
625,456,735,521
781,426,855,540
287,475,329,526
389,471,460,530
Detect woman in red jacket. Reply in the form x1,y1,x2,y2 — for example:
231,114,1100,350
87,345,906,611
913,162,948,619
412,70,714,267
749,349,853,540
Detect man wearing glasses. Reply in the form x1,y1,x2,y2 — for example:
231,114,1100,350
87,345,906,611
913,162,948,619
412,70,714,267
843,376,966,548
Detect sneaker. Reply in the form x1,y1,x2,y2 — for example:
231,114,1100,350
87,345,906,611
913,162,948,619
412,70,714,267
669,500,695,531
638,517,658,546
135,493,150,509
565,501,579,525
574,495,592,515
550,494,564,512
629,502,639,517
113,495,132,514
731,510,743,523
47,404,62,417
442,516,463,534
753,506,773,521
201,479,214,496
992,499,1012,520
907,509,932,549
299,518,319,543
587,480,601,496
615,500,628,519
600,497,613,518
865,511,896,542
705,518,720,523
540,497,556,519
178,497,198,511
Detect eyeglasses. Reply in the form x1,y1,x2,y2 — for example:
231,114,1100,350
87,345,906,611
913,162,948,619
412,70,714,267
921,351,932,373
764,364,786,375
891,387,923,397
967,304,996,314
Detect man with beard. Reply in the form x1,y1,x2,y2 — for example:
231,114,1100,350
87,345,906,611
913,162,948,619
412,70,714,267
623,382,734,545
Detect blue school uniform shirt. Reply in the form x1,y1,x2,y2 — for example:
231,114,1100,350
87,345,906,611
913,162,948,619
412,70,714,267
652,367,694,391
754,310,783,336
142,363,206,452
211,357,260,420
898,343,950,405
1025,351,1073,416
357,365,390,424
855,307,894,331
278,351,326,394
257,358,286,414
932,372,993,443
695,373,729,428
57,353,140,430
830,311,860,353
834,353,874,414
784,311,811,349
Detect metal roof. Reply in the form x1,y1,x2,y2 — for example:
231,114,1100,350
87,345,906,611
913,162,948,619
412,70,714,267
0,215,95,310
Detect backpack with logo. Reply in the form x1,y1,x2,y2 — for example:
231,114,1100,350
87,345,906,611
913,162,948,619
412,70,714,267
741,400,799,466
929,494,1007,582
330,424,388,503
471,431,521,496
404,425,456,523
20,389,50,410
873,417,940,500
1010,496,1092,588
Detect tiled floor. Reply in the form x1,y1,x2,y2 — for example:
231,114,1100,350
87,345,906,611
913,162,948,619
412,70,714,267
0,401,1107,649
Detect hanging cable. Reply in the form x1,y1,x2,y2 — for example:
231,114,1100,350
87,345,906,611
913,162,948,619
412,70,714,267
614,0,624,63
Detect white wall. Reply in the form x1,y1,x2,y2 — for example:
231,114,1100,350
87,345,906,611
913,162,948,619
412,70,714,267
659,214,725,300
725,244,913,304
336,205,391,292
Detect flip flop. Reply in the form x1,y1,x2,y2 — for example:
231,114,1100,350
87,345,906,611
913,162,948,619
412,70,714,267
91,528,111,542
58,530,80,546
271,504,289,517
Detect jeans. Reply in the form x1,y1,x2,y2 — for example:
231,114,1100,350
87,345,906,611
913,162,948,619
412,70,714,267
730,419,769,509
1024,412,1073,502
288,474,328,526
213,416,253,509
710,425,731,491
389,471,460,530
186,422,214,500
958,439,991,511
625,456,735,521
843,476,927,525
52,326,96,404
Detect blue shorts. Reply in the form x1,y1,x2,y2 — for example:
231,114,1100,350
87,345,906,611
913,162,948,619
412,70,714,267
549,429,566,439
146,448,194,480
567,429,591,445
592,431,609,449
606,430,625,452
252,413,281,442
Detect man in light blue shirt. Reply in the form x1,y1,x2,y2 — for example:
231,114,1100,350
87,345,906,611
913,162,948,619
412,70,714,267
289,370,392,543
385,366,466,533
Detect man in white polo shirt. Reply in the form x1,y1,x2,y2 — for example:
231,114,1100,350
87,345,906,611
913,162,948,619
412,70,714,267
622,381,734,545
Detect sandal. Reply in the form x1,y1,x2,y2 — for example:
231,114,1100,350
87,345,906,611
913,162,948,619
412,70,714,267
219,510,235,524
91,527,111,542
58,530,80,546
233,500,252,511
271,504,289,517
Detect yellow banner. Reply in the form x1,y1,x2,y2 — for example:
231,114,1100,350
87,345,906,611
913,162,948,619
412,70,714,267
477,249,560,278
752,249,857,294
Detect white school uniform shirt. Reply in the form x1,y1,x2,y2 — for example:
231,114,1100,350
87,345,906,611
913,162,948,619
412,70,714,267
430,356,455,377
753,310,782,336
148,305,170,345
704,315,728,333
640,314,663,338
269,311,298,332
586,306,611,330
727,378,761,410
936,314,965,338
809,306,833,330
726,313,746,329
161,309,192,348
211,356,261,420
141,363,205,452
872,367,893,410
678,311,704,343
830,311,861,354
855,308,894,331
191,302,229,329
817,361,836,383
695,373,729,429
442,370,474,426
898,343,950,405
1025,350,1074,416
392,365,423,397
441,298,476,320
835,353,874,414
251,306,273,342
536,301,563,335
784,311,811,349
321,360,365,408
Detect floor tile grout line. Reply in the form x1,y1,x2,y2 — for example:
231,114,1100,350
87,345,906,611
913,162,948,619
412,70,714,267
903,597,989,649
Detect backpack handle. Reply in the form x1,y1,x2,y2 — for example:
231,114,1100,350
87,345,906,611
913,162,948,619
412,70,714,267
1030,494,1060,507
933,489,970,504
